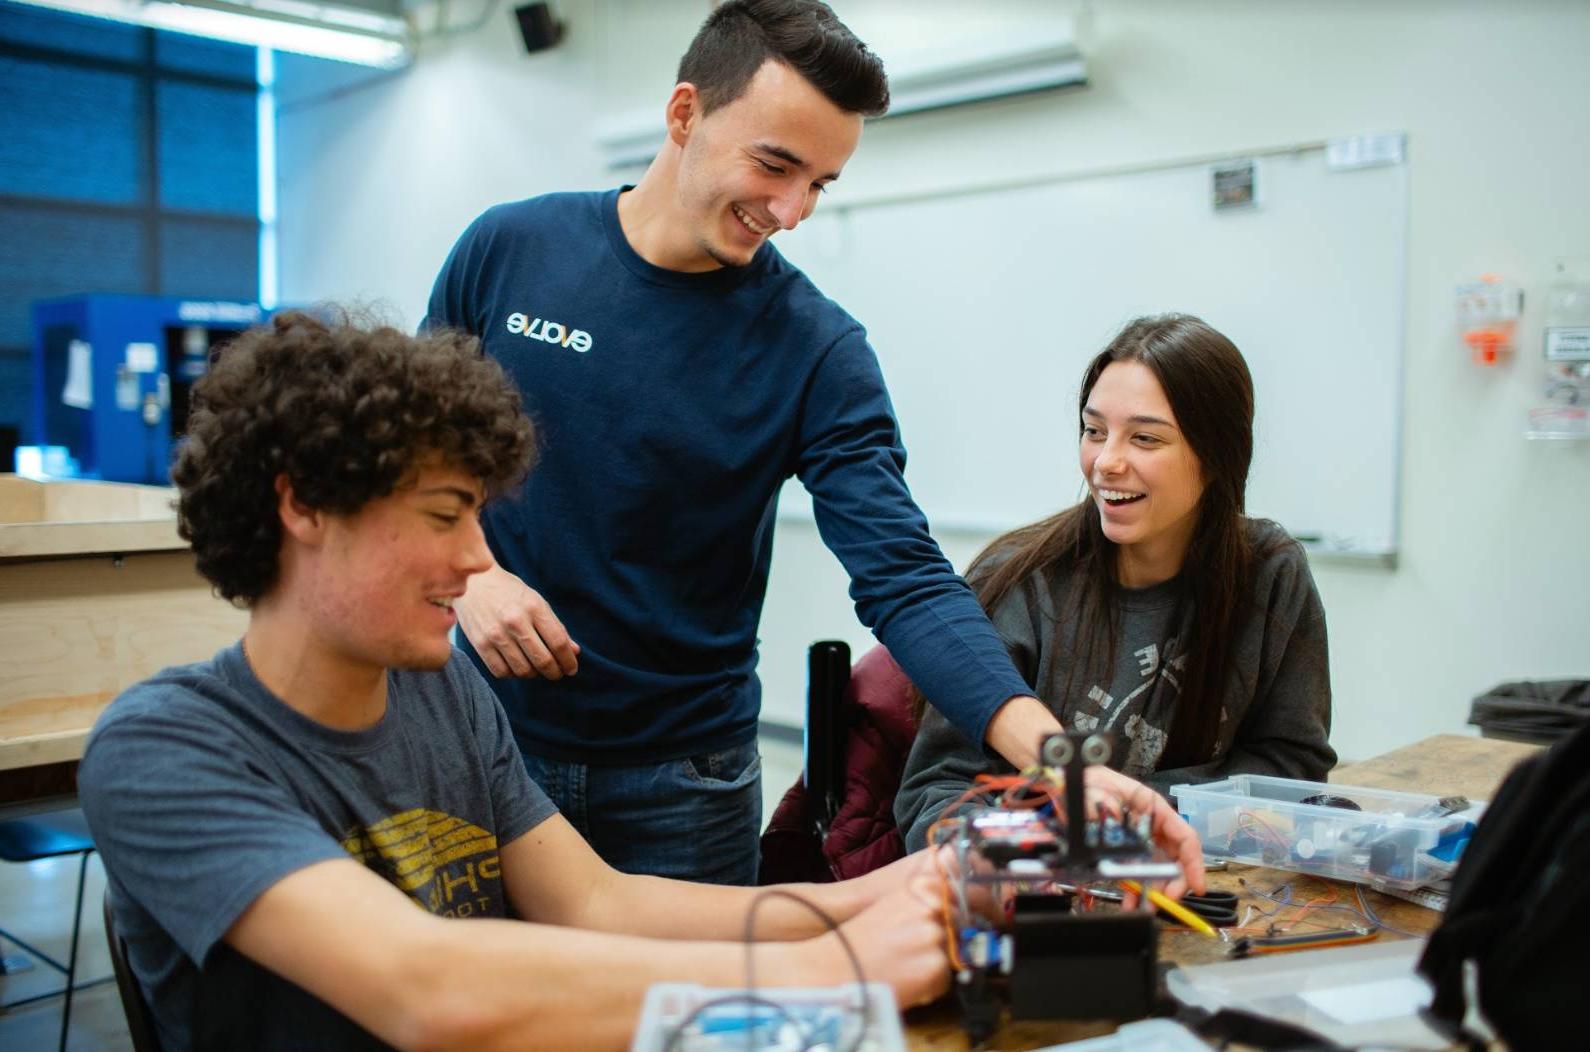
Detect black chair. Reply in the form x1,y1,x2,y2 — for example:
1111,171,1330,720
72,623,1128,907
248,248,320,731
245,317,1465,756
0,805,96,1052
759,641,919,884
103,890,164,1052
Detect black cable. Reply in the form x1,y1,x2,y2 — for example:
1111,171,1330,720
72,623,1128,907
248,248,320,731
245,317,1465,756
743,888,871,1052
653,888,873,1052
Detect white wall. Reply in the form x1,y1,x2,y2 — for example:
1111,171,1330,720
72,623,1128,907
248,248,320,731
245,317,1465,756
274,0,613,322
276,0,1590,763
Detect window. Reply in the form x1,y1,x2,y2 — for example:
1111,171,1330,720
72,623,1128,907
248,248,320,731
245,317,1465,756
0,1,261,462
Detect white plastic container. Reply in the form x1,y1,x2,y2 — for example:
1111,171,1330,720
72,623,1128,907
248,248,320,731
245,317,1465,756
629,982,905,1052
1029,1018,1213,1051
1170,775,1473,891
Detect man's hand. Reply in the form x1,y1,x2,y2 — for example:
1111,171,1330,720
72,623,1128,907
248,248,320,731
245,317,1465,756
838,843,942,910
829,869,949,1009
1083,765,1206,898
455,564,580,679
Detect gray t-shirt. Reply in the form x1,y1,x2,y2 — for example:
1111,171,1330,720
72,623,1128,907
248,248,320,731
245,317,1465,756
78,643,557,1052
895,518,1335,852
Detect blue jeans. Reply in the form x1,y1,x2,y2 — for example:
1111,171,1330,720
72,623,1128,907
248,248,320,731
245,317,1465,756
521,739,763,885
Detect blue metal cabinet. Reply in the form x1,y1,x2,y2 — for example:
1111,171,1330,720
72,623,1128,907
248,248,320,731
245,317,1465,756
30,295,266,484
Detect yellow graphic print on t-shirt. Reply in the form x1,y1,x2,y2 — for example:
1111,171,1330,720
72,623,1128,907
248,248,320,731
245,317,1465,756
340,809,502,918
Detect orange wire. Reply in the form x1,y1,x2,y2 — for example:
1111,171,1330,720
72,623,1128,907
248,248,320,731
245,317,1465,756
924,769,1073,974
929,839,968,971
1278,886,1338,931
1236,810,1293,851
934,776,1022,826
1242,930,1378,954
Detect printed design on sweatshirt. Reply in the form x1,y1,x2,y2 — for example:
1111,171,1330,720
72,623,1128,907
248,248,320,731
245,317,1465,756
341,809,502,918
1069,638,1184,773
505,311,593,353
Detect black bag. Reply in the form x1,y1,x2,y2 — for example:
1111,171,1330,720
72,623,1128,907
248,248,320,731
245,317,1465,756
1417,721,1590,1049
1468,679,1590,743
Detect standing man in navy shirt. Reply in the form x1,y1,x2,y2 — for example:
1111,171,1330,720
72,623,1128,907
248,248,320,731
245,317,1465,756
426,0,1202,886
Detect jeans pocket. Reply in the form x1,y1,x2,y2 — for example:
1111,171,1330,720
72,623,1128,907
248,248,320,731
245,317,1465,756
682,741,761,787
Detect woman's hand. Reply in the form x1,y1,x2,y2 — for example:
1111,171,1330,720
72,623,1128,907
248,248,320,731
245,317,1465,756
1082,766,1206,897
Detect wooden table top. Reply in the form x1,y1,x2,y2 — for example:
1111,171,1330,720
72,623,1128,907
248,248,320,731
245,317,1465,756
903,733,1541,1049
1330,733,1538,801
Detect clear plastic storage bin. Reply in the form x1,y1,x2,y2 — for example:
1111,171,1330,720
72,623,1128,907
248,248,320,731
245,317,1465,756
1170,775,1476,890
629,982,905,1052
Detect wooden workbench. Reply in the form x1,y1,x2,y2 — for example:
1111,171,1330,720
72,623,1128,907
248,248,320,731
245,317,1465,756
902,734,1540,1049
0,475,247,801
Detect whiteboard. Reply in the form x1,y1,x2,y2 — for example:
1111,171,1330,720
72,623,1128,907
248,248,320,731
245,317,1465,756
776,142,1407,558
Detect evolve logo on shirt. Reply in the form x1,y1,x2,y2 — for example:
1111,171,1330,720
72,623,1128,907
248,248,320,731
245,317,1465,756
505,311,592,353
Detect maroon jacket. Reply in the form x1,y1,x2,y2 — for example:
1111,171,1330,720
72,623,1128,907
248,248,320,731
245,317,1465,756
758,646,919,884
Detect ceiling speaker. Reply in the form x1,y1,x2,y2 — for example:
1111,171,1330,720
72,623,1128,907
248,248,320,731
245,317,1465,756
514,3,565,54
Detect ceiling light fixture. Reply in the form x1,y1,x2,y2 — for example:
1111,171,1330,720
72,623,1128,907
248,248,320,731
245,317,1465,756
14,0,413,69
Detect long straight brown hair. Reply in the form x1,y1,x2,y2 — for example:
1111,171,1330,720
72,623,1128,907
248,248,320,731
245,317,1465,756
966,314,1259,768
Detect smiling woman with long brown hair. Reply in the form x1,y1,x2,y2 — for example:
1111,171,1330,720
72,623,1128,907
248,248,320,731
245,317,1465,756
896,313,1336,851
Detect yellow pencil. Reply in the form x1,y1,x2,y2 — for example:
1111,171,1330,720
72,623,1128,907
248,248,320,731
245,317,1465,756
1120,879,1219,938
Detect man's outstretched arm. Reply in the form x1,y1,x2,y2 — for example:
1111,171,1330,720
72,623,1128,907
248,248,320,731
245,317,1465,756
501,810,945,943
227,826,947,1051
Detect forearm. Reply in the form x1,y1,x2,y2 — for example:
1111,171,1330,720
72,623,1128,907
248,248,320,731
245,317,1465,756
983,694,1063,769
807,444,1031,750
408,915,837,1052
577,870,875,942
232,862,841,1052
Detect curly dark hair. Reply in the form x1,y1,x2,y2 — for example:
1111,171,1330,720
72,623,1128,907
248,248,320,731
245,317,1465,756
172,310,535,605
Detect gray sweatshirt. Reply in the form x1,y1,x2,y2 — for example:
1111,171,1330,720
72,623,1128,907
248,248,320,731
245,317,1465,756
895,518,1335,852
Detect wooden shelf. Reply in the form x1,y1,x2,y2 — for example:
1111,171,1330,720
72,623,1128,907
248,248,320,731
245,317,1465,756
0,475,246,775
0,691,111,772
0,474,185,558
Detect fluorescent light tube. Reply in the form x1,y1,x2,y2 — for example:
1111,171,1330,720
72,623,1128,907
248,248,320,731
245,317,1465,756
13,0,411,69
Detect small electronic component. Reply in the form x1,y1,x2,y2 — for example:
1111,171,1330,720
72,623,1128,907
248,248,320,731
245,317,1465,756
957,928,1011,972
967,809,1060,866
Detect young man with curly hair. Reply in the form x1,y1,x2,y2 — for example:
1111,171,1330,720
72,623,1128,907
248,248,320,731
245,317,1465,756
427,0,1204,890
77,312,948,1052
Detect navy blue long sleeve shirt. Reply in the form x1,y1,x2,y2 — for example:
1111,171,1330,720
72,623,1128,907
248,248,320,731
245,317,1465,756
425,188,1031,763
